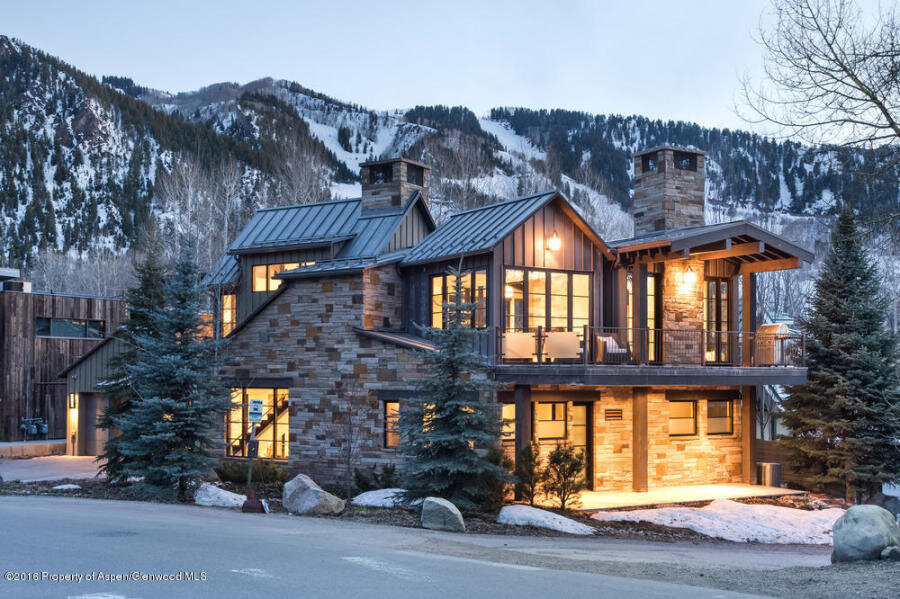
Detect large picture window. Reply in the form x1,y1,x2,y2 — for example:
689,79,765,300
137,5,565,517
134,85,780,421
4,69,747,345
503,268,591,333
707,400,733,435
668,400,697,436
430,270,487,329
36,317,105,339
226,388,290,459
252,262,315,292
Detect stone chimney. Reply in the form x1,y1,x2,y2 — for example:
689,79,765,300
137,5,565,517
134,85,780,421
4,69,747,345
632,146,706,234
359,157,430,212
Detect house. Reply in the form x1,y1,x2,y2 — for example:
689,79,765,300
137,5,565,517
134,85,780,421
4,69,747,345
0,269,127,445
62,149,813,495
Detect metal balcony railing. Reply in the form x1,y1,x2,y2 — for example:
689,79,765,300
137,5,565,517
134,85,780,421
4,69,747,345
480,326,805,368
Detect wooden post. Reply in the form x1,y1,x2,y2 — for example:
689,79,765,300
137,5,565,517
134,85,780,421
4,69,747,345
632,387,649,492
514,385,533,458
741,273,756,366
741,385,757,484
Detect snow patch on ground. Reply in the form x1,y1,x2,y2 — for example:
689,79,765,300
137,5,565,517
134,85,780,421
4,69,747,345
51,483,81,490
592,499,843,545
498,504,595,535
194,483,246,508
351,488,406,508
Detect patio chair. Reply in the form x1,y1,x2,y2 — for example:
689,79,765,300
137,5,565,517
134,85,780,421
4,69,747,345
595,334,629,364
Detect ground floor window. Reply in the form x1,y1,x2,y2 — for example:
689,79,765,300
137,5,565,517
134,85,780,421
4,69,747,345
226,387,289,459
668,400,697,436
501,403,516,441
384,401,400,448
537,402,566,440
707,400,733,434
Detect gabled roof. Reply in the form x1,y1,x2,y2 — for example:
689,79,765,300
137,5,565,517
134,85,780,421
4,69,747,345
402,190,611,265
227,198,362,255
610,220,814,266
204,253,240,287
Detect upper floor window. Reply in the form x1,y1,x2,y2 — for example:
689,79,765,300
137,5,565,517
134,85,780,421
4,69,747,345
504,268,590,333
430,270,487,329
221,294,236,336
252,262,315,292
36,317,105,339
370,164,393,184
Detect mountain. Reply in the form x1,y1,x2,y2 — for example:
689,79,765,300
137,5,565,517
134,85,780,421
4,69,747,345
1,35,897,293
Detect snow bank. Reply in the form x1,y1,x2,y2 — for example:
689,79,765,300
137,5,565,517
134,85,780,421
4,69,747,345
51,483,81,491
352,488,406,508
592,499,844,545
498,504,594,536
194,483,246,508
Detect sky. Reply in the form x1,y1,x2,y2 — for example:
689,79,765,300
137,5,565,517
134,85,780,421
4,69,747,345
5,0,782,131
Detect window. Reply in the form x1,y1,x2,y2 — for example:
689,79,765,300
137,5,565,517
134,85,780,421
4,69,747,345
35,317,105,339
429,270,487,329
226,388,290,459
704,278,730,363
708,400,733,435
537,402,566,440
504,268,591,333
625,269,634,349
647,270,662,362
641,153,658,173
370,164,393,184
673,151,697,172
221,294,236,336
384,401,400,448
407,164,424,186
251,262,315,292
501,403,516,441
669,401,697,436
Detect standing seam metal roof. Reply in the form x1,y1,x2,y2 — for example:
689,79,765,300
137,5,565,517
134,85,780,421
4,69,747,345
401,191,558,264
227,198,362,253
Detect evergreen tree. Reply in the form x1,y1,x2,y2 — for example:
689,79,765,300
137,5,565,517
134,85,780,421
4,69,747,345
113,254,231,500
514,443,544,506
781,208,900,502
98,252,166,481
542,444,586,510
399,266,510,510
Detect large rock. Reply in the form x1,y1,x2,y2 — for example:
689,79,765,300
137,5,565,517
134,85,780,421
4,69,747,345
832,505,900,562
194,483,246,508
881,546,900,561
421,497,465,532
282,474,344,515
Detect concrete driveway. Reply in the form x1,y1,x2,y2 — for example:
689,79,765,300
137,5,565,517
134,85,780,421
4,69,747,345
0,456,101,482
0,496,782,599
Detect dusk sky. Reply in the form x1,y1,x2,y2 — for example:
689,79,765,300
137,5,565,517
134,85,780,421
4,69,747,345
1,0,813,132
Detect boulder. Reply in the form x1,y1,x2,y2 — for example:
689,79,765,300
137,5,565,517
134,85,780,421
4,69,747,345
881,546,900,561
194,483,246,508
421,497,465,532
282,474,344,515
831,505,900,562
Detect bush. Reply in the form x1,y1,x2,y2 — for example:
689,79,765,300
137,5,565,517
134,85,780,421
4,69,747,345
215,460,288,485
484,446,515,511
542,445,586,511
514,443,544,506
353,463,400,494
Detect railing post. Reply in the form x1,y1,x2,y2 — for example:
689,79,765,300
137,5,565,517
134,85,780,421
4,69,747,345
583,324,590,365
536,326,543,364
700,330,706,366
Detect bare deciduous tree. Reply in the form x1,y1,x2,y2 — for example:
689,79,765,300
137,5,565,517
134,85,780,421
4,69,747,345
27,249,136,297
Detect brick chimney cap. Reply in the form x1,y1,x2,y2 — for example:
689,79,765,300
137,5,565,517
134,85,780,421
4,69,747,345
360,156,431,170
632,145,706,158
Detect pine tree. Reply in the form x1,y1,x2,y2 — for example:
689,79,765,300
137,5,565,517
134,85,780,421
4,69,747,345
399,266,510,510
98,252,166,482
542,444,586,510
781,208,900,502
514,443,544,506
113,254,231,500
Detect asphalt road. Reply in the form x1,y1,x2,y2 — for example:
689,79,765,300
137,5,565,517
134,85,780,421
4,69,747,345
0,496,781,599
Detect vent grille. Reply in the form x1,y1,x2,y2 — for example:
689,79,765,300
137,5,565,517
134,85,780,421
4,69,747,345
605,409,623,421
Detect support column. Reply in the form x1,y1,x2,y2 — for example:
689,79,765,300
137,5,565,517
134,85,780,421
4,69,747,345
741,385,757,484
741,272,757,365
632,387,648,492
514,385,532,457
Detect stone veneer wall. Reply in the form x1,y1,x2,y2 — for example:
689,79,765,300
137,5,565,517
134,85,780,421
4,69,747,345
646,390,743,486
631,148,705,235
591,388,634,491
220,264,429,484
661,258,706,364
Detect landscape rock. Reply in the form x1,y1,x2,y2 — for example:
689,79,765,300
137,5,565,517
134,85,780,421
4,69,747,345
352,488,405,508
194,483,246,508
282,474,344,515
498,504,594,535
831,505,900,562
869,492,900,519
420,497,465,532
880,545,900,561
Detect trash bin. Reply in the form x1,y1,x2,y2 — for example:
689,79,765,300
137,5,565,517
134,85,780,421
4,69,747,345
756,462,782,487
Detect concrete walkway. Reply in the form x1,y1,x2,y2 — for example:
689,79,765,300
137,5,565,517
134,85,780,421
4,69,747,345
567,483,801,510
0,455,102,482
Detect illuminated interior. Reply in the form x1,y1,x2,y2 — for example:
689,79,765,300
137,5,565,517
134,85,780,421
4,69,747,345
252,262,316,292
430,270,487,329
226,387,289,459
221,294,236,336
504,268,591,333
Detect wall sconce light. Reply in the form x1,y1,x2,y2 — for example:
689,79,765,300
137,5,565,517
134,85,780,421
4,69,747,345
682,265,697,286
67,394,78,409
547,231,561,252
504,285,514,299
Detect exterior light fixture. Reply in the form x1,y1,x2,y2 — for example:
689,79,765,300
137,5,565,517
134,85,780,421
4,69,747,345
547,231,561,251
67,394,78,409
682,265,697,286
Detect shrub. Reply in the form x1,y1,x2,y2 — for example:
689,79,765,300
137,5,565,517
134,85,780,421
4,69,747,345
542,444,586,511
484,446,515,511
514,443,544,506
353,463,400,494
215,460,287,485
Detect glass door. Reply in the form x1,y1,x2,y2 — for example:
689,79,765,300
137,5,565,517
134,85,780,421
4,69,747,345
570,403,592,486
704,279,730,363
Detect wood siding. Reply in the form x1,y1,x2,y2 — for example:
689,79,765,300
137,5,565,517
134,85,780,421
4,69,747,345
0,291,127,441
385,206,431,253
64,337,126,395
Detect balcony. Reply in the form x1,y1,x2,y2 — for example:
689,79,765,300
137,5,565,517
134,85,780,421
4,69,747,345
468,326,807,386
